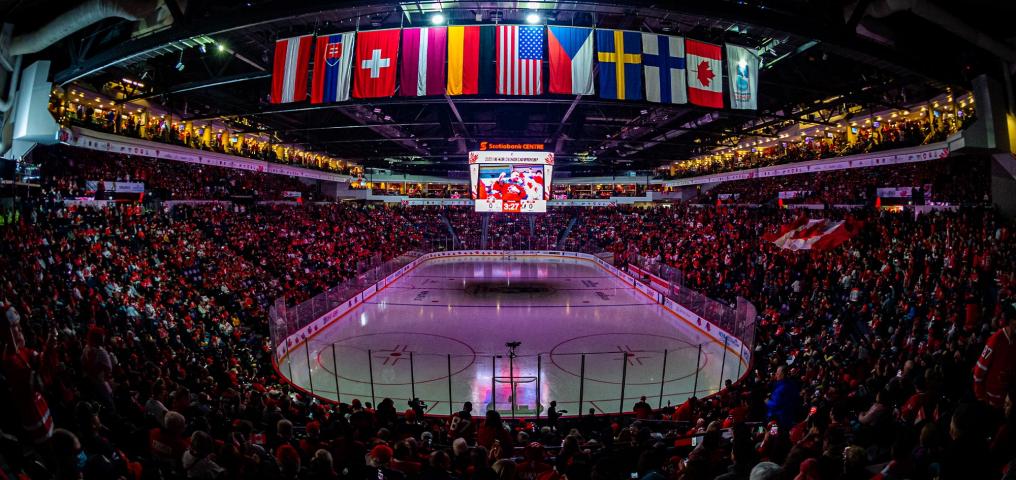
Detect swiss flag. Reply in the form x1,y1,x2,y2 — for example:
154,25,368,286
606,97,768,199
353,29,401,98
685,39,723,108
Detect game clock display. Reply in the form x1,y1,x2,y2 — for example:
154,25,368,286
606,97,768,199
469,150,554,213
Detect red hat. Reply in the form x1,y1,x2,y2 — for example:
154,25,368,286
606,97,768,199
306,421,320,435
370,445,393,463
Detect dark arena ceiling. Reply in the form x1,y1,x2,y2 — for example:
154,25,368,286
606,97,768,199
3,0,1015,176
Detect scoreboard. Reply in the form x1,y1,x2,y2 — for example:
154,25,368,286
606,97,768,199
469,150,554,213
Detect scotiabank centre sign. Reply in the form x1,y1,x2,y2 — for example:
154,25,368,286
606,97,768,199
478,141,546,151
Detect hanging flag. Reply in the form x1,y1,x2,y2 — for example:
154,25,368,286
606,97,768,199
400,27,448,97
726,43,759,110
271,35,313,104
547,26,594,95
310,32,356,104
596,30,642,100
685,39,723,108
447,25,495,95
496,25,544,95
353,29,401,98
641,33,687,104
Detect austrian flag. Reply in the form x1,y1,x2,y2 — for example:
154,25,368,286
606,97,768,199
685,39,723,108
271,35,313,104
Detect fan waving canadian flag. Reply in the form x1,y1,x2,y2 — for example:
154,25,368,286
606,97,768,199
685,39,723,108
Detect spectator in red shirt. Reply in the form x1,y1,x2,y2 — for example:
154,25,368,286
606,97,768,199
477,410,513,452
974,307,1016,408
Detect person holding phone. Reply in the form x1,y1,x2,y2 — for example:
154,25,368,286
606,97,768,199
765,366,802,429
477,410,513,452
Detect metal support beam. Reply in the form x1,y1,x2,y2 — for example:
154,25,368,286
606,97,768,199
444,94,470,152
118,71,271,103
546,94,583,145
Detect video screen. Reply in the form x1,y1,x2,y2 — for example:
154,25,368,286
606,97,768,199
469,151,553,213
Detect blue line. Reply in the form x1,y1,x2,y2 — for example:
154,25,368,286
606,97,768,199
408,275,611,279
362,301,657,308
385,286,623,291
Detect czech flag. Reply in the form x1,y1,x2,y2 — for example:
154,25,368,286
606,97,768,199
547,26,594,95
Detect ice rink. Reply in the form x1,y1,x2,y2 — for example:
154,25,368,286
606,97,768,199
280,254,746,417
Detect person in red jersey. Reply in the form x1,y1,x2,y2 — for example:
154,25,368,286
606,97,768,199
490,172,510,200
973,304,1016,408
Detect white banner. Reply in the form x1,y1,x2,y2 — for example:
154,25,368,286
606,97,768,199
726,44,759,110
876,187,913,198
778,190,809,199
63,127,353,183
666,142,950,187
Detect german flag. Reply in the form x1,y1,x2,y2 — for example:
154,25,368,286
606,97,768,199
447,25,495,95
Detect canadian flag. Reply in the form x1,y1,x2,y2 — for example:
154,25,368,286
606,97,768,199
685,39,723,108
766,217,864,251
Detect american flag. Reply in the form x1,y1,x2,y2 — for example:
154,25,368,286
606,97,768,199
497,25,544,95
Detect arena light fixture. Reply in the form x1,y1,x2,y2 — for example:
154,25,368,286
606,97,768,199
217,43,226,52
431,13,445,25
525,12,540,24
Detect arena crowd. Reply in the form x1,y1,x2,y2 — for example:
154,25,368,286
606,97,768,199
0,148,1013,480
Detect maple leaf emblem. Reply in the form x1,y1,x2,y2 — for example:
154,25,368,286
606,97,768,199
697,60,715,87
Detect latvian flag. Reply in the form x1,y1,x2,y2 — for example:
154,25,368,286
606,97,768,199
765,217,864,251
271,35,313,104
400,27,447,96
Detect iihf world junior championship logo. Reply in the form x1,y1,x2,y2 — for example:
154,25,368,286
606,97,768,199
734,60,752,102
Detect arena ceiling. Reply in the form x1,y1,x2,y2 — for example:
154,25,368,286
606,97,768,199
4,0,1015,175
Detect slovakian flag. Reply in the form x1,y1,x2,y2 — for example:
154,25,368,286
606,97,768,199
726,43,759,110
447,25,495,95
497,25,544,95
686,39,723,108
271,35,313,104
353,29,400,98
400,27,447,97
641,33,687,104
547,26,594,95
596,30,642,100
310,32,356,104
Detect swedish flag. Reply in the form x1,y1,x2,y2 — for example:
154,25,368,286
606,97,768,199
596,30,643,100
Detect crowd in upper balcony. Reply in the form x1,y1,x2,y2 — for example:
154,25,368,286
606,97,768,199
666,101,975,180
49,89,358,176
